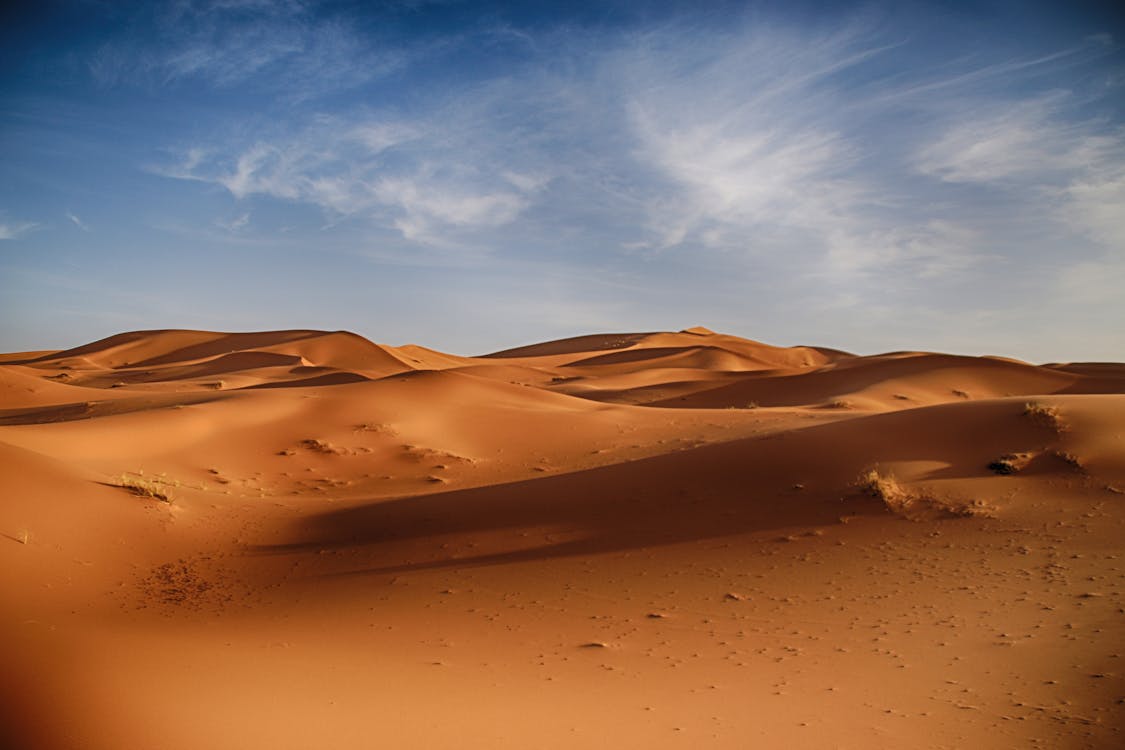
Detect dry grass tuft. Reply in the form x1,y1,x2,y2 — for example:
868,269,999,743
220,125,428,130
856,468,993,520
857,469,910,511
1023,401,1064,431
300,439,343,455
1052,450,1084,472
353,422,396,435
115,472,172,503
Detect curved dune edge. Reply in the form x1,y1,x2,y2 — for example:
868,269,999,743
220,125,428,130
1,327,1123,750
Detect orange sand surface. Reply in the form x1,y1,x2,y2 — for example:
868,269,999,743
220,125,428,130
2,327,1123,748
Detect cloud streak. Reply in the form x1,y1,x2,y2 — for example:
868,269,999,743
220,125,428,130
66,211,91,232
915,94,1122,185
158,112,549,247
0,220,37,240
618,24,876,254
88,0,405,99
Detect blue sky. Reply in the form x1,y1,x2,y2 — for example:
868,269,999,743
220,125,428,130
2,0,1123,360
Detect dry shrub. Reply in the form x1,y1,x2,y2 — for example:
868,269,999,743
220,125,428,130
1052,450,1084,472
1023,401,1063,431
856,469,909,509
856,469,993,520
354,422,397,435
988,452,1033,475
116,473,172,503
300,439,343,455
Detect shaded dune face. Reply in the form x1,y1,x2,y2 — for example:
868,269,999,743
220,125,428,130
2,327,1124,750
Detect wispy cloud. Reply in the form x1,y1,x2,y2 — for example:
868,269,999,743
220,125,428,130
0,219,37,240
913,84,1125,266
915,95,1120,184
614,21,1125,298
618,24,876,252
157,102,552,247
142,5,1124,350
217,212,251,232
1062,170,1125,248
66,211,91,232
88,0,405,98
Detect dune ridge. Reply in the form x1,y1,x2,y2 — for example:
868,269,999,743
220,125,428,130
1,327,1123,749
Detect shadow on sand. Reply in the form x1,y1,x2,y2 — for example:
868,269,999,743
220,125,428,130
247,399,1038,577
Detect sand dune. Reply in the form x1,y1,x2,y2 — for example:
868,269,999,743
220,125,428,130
8,329,415,392
646,352,1086,410
1,327,1123,749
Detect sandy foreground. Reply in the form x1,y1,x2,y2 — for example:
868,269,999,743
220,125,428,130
1,326,1122,749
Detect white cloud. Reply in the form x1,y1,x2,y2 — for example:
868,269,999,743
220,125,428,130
217,212,251,232
823,220,984,279
161,112,547,245
216,143,300,200
612,22,999,285
1060,166,1125,249
622,27,865,247
375,176,529,238
915,96,1118,184
0,220,37,240
66,211,91,232
913,88,1125,261
350,123,417,153
90,1,404,98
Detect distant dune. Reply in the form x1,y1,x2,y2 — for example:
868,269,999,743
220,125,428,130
2,327,1123,749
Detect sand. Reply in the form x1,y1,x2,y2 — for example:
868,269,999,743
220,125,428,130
1,326,1123,748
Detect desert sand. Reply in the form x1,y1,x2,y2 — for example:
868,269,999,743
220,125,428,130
1,326,1123,749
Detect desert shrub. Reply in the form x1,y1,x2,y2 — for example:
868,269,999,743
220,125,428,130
1053,450,1084,471
856,468,992,520
856,469,909,511
116,473,172,503
300,439,342,454
1023,401,1063,431
988,458,1017,475
988,452,1032,475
